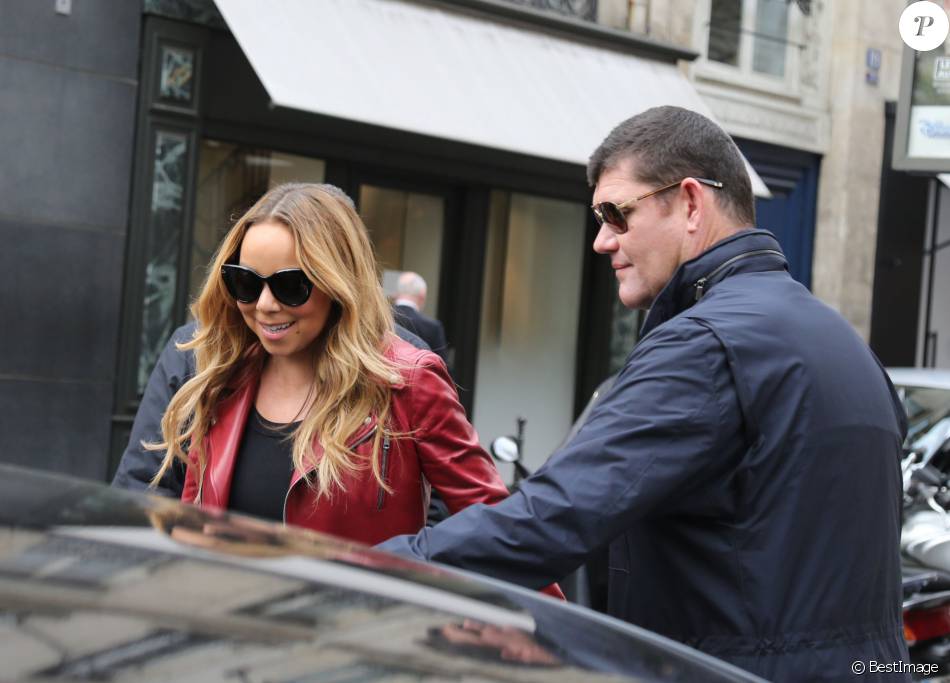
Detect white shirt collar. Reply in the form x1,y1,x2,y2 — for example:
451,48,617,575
394,298,419,311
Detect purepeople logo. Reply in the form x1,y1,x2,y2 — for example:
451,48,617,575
900,1,950,51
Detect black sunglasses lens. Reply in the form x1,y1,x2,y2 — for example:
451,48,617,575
268,270,313,307
222,266,263,303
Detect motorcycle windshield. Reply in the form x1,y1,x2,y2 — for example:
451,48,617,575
899,384,950,447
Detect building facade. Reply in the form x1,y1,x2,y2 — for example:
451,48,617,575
0,0,141,480
597,0,918,348
3,0,712,481
9,0,921,486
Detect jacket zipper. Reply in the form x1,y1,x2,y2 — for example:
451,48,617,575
375,436,392,511
282,425,378,523
693,249,784,302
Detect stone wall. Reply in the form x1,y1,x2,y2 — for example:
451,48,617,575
0,0,140,479
811,0,905,338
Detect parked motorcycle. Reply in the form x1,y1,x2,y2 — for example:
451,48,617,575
489,374,618,611
490,416,531,487
490,374,618,488
900,420,950,678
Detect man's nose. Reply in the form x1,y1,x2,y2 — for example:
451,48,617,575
592,223,618,254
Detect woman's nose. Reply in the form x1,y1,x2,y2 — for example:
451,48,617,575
256,284,282,311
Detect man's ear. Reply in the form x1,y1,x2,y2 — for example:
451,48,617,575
680,178,706,233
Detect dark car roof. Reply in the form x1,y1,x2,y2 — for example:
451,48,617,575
0,464,765,682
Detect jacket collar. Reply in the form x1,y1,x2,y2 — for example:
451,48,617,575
200,342,410,501
640,229,788,337
200,371,383,500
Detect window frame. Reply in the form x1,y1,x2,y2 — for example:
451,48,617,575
694,0,803,98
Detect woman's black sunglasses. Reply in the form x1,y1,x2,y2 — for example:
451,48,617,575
591,177,723,235
221,264,315,307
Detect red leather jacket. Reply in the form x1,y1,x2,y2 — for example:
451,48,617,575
181,337,509,545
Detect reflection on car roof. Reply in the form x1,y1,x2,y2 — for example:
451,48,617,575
0,464,766,683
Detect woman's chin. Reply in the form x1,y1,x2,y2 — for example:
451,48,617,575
258,337,289,356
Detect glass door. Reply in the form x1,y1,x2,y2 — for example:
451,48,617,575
473,191,587,479
357,184,445,316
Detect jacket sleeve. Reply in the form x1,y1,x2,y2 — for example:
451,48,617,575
379,322,744,589
405,352,510,513
110,322,198,497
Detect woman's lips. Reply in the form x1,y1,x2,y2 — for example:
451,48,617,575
259,320,296,341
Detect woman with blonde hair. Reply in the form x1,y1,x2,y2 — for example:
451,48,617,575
150,183,509,544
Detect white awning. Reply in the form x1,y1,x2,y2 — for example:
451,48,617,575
212,0,771,197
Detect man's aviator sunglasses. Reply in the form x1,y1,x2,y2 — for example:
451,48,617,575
591,177,724,235
221,264,315,307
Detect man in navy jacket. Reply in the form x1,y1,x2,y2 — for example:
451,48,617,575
381,106,909,681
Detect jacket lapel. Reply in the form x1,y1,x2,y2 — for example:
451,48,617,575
199,359,391,509
202,375,258,510
287,414,379,490
284,337,409,505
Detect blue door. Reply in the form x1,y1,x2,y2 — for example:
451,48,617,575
736,139,820,288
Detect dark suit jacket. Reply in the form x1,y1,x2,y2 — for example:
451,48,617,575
392,304,448,365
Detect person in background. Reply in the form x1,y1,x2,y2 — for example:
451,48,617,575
392,271,449,366
146,182,508,546
380,106,909,681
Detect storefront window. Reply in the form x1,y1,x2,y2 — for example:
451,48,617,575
503,0,597,21
473,191,586,479
608,299,642,374
189,141,326,303
137,130,188,392
158,45,195,103
357,185,444,313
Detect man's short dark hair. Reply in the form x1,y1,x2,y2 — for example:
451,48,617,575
587,106,755,226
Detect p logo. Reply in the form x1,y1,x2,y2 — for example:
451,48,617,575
901,1,950,51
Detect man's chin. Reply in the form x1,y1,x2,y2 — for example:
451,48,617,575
618,287,651,311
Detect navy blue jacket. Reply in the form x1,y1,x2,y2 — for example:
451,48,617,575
381,230,909,681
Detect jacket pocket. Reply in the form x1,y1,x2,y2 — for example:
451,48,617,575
375,436,391,511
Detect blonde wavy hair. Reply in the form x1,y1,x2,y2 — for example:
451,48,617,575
149,183,401,501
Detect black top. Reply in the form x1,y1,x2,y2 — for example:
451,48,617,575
228,408,297,522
